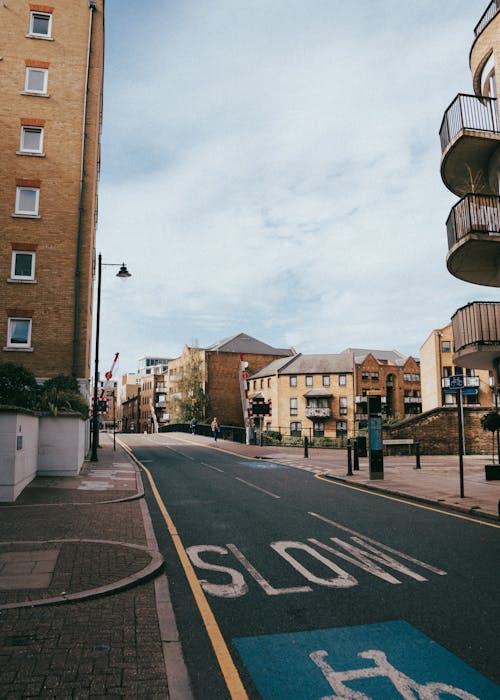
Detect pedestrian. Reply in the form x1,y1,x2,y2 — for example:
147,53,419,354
211,417,220,442
190,417,197,435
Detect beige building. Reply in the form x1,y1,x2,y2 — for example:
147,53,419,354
247,353,355,439
439,3,500,384
420,323,494,412
167,333,295,426
1,1,105,396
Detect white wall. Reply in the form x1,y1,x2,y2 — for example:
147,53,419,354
0,412,39,501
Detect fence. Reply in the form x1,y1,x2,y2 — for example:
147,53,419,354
439,94,499,153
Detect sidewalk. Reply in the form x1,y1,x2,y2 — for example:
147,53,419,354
163,432,500,522
0,434,192,699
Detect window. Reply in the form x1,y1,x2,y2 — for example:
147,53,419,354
441,340,451,353
290,421,302,437
443,366,452,378
289,375,297,387
267,378,271,388
412,374,420,382
403,373,411,381
338,374,346,386
29,11,52,38
7,318,32,348
20,125,44,154
15,187,39,215
339,397,348,415
361,371,369,380
336,420,347,437
25,67,48,94
290,398,298,416
313,422,325,437
322,375,330,387
371,372,379,380
305,375,313,387
11,251,36,280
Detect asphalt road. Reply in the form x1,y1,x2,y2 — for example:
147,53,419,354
122,434,500,700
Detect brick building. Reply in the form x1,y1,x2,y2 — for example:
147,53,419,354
0,1,105,397
420,323,494,412
166,333,295,426
247,353,355,439
344,349,422,427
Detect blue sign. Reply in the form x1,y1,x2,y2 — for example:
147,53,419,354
449,375,465,389
234,621,499,699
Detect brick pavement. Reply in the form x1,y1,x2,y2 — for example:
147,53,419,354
0,435,192,699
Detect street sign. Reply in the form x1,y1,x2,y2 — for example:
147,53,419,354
449,374,465,389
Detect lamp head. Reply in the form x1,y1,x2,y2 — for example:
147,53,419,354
116,263,131,278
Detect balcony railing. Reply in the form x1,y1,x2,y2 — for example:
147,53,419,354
441,376,480,388
446,194,500,248
305,407,331,418
452,302,500,352
474,0,500,36
404,397,422,404
439,94,499,153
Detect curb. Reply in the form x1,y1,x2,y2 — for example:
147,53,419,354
319,472,500,524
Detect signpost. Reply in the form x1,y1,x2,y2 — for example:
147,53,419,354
450,375,465,498
367,392,383,480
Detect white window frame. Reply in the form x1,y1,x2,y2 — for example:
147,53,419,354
339,374,347,386
339,396,348,415
11,251,36,281
305,375,313,387
24,67,48,94
19,125,44,154
290,397,298,416
29,11,52,38
7,318,32,349
15,187,40,216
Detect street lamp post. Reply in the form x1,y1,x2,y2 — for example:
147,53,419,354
90,253,131,462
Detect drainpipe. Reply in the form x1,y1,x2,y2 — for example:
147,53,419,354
72,1,98,381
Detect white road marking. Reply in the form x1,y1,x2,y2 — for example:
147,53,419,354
234,478,281,499
270,541,358,588
186,545,248,598
201,462,225,473
226,544,311,596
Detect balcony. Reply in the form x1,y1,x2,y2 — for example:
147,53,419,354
441,376,480,389
451,301,500,370
404,397,422,404
439,94,500,196
473,0,500,36
446,194,500,286
305,407,332,418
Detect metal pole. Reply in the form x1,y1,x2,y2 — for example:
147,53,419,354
415,442,421,469
304,436,309,458
113,389,116,451
90,253,101,462
353,440,359,471
457,387,465,497
347,439,353,475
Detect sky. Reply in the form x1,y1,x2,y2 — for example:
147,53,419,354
96,0,498,375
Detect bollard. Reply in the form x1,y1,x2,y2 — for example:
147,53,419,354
498,499,500,522
347,439,353,475
353,440,359,471
304,436,309,458
415,442,421,470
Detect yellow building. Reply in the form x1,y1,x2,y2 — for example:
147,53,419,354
1,1,105,397
420,323,494,412
248,353,355,440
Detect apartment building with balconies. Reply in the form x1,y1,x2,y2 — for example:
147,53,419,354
0,1,105,397
439,2,500,385
344,348,422,427
420,322,494,412
247,353,355,439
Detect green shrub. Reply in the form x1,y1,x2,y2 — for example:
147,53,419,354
0,362,39,409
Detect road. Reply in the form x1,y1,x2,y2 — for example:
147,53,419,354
121,434,500,700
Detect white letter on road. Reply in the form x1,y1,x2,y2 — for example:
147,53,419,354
270,541,358,588
186,545,248,598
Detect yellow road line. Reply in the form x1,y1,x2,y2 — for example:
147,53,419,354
315,472,500,529
117,438,249,700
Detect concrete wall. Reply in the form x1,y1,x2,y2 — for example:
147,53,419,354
0,410,39,501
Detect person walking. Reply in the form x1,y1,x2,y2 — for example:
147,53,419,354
190,417,197,435
211,417,220,442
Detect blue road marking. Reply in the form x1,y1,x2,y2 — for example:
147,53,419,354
238,461,288,470
233,621,499,699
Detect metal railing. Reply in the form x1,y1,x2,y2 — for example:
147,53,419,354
446,194,500,248
439,94,499,152
474,0,500,36
452,301,500,352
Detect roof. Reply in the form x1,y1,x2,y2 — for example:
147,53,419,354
342,348,409,366
249,352,354,379
303,388,333,398
205,332,294,356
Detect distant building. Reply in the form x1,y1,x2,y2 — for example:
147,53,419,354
247,353,355,439
137,357,170,376
420,323,494,412
167,332,295,426
343,348,422,427
1,1,105,397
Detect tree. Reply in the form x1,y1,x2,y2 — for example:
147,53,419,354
0,362,39,409
480,411,500,463
171,350,209,423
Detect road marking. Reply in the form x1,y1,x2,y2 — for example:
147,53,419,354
117,439,249,700
226,544,311,596
234,477,281,499
308,512,447,576
201,462,225,473
314,473,500,529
